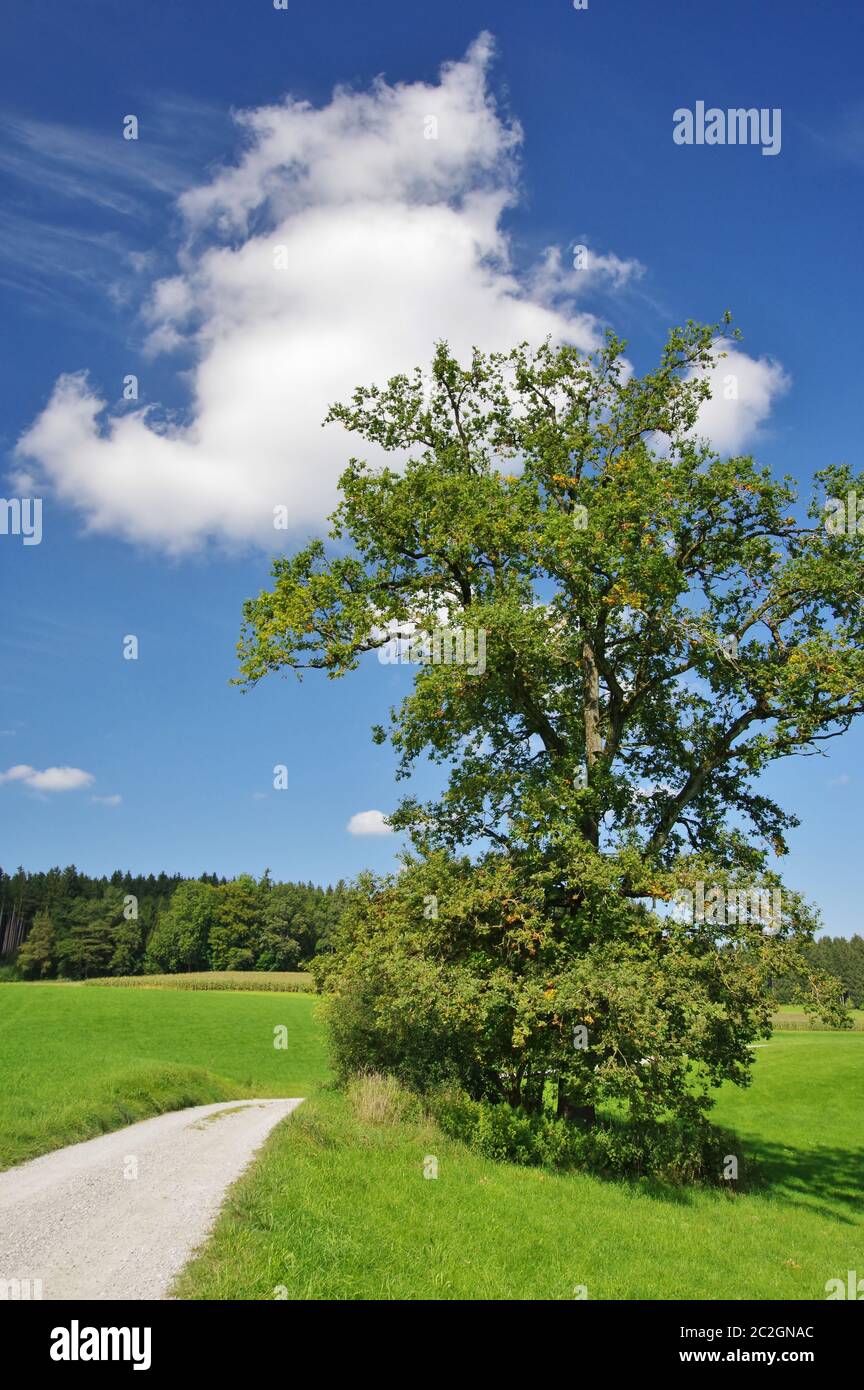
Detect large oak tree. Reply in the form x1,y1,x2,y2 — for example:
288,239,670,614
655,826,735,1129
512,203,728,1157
236,320,862,1149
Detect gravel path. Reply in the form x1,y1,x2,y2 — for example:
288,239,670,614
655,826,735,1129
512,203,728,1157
0,1098,303,1300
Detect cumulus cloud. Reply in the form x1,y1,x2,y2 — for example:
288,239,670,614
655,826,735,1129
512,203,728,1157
347,809,394,836
13,34,641,554
689,339,790,455
13,36,787,551
0,765,95,792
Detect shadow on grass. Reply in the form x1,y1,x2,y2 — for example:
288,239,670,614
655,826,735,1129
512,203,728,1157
625,1134,864,1225
730,1135,864,1223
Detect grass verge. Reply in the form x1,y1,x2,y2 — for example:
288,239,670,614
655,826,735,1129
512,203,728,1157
176,1031,864,1301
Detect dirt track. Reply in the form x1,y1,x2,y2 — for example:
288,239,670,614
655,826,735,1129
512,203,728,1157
0,1098,302,1300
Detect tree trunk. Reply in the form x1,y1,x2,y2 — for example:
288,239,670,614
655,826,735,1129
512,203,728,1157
557,1079,596,1126
580,636,602,848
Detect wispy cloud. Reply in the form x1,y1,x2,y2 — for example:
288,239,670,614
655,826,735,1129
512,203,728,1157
0,113,198,211
0,99,231,314
801,100,864,169
0,611,99,662
0,208,133,302
0,764,95,792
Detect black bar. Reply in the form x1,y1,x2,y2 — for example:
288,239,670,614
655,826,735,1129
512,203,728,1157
8,1297,858,1375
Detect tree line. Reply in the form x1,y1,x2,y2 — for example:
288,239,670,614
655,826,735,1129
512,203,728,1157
3,863,859,1004
0,866,346,980
773,934,864,1009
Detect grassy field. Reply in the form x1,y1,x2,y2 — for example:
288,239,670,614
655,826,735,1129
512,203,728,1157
772,1004,864,1030
0,982,328,1169
2,981,862,1299
83,971,314,993
176,1030,864,1301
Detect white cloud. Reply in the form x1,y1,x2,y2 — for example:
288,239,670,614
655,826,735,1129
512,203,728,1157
689,339,790,455
13,38,788,550
91,793,122,806
0,765,95,792
527,243,645,303
347,809,394,836
14,34,638,554
0,765,34,783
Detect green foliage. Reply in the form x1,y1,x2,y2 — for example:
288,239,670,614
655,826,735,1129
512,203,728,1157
146,881,219,973
430,1088,572,1167
16,912,57,979
258,883,312,970
240,323,861,1155
317,852,846,1136
209,876,260,971
237,324,864,871
56,888,129,980
428,1086,729,1182
772,934,864,1008
1,866,346,981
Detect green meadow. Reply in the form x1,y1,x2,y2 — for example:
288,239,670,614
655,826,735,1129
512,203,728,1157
176,1030,864,1301
1,981,861,1299
0,982,327,1169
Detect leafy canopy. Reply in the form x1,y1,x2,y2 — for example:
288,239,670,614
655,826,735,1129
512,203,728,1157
237,319,864,874
236,321,862,1146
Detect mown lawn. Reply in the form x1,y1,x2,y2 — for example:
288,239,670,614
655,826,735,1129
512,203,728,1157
176,1031,864,1301
0,983,328,1169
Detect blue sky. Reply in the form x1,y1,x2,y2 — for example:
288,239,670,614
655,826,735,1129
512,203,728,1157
0,0,862,934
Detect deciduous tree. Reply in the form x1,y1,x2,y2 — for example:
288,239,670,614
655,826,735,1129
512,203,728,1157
237,321,860,1137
